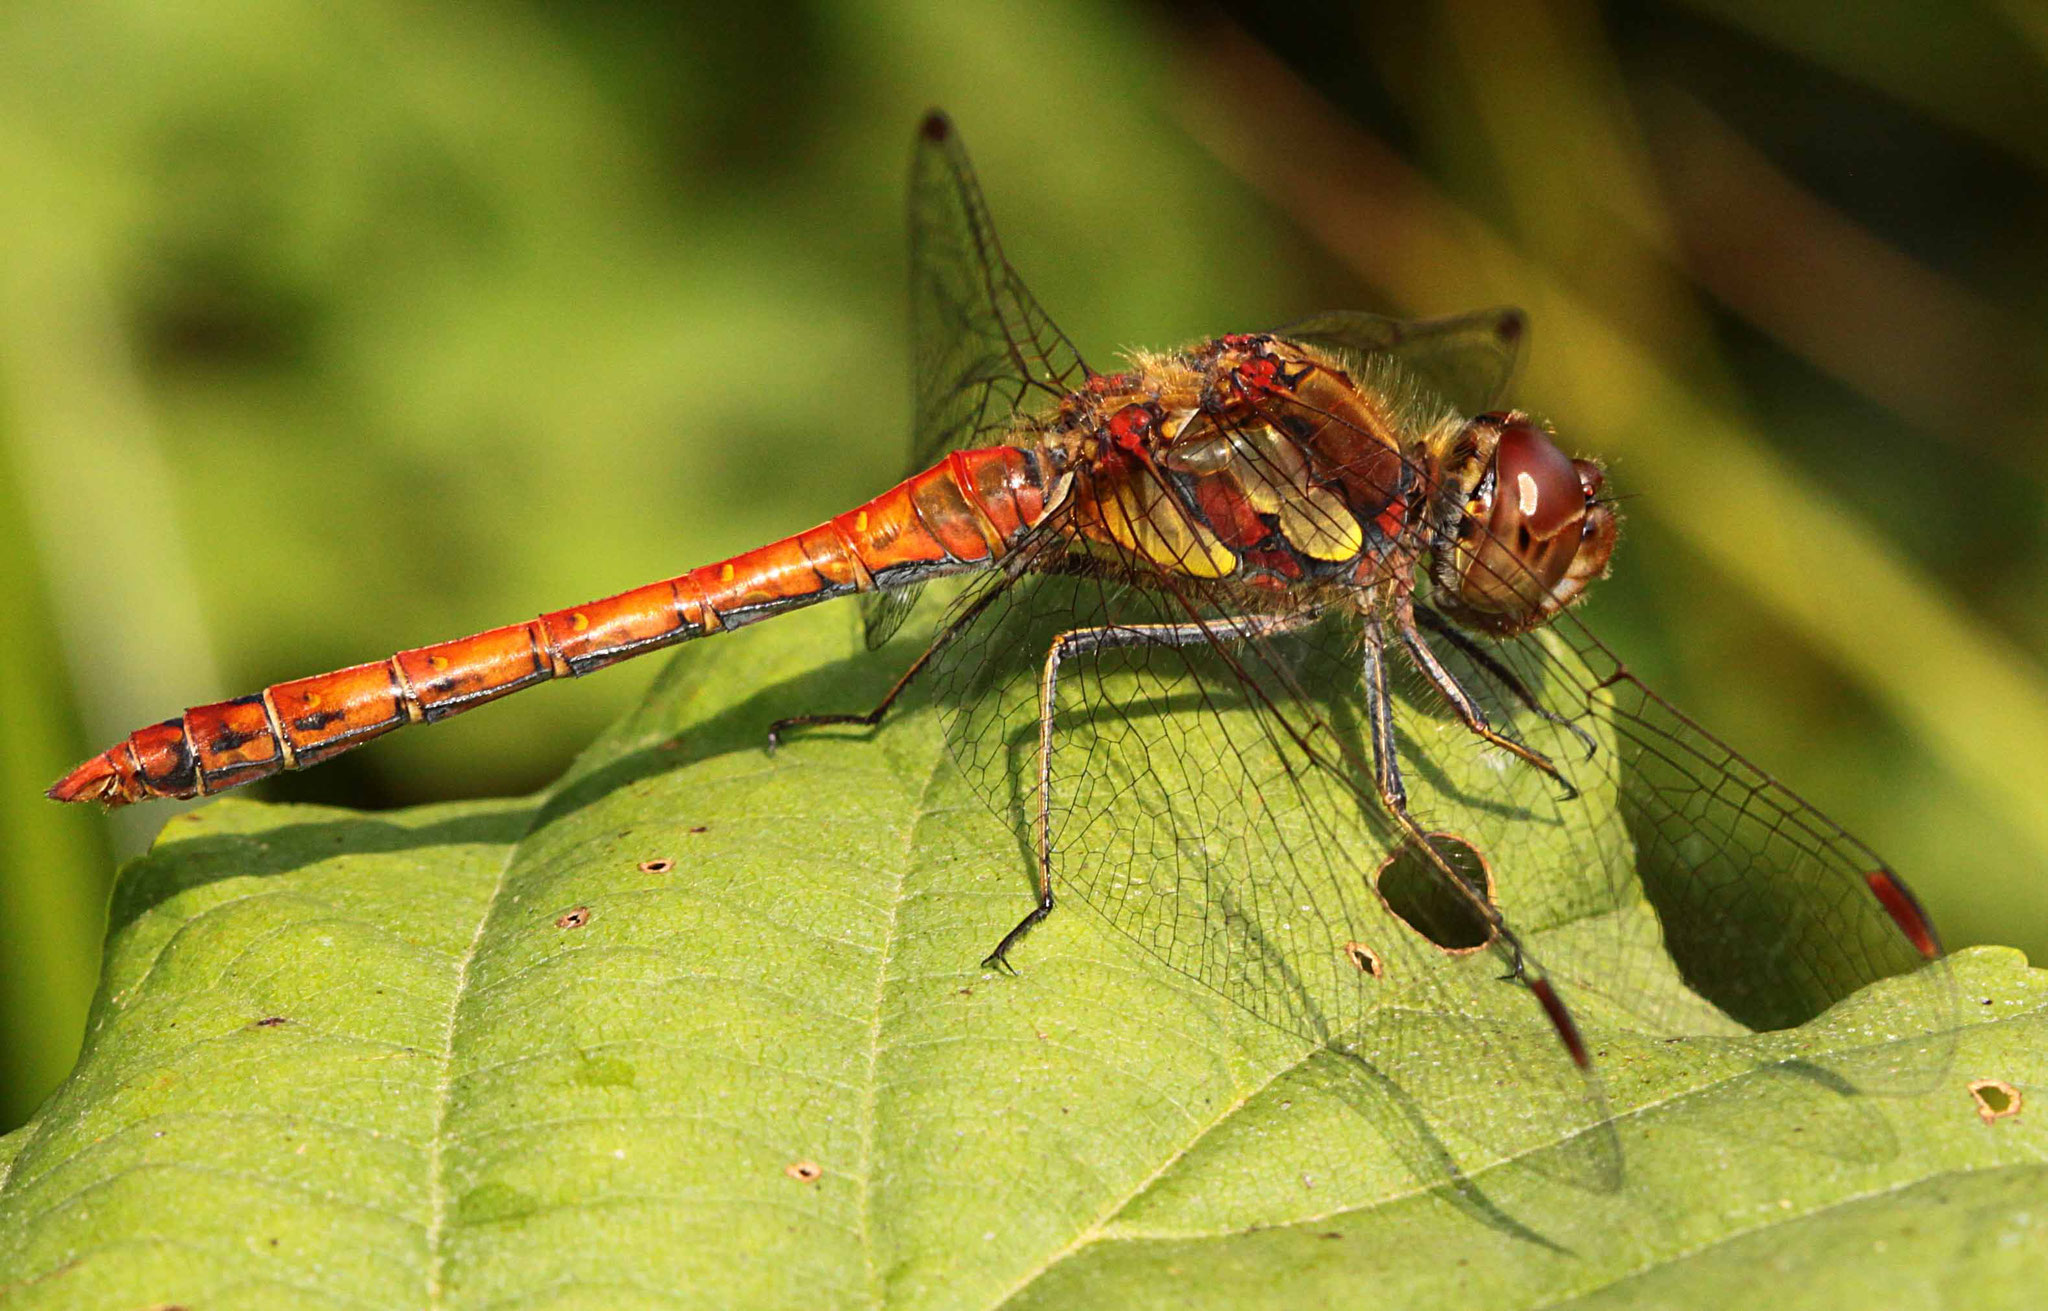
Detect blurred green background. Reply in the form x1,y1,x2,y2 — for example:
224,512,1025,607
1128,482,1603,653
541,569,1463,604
4,0,2046,1131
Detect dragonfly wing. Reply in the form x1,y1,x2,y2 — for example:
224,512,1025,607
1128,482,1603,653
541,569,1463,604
921,537,1624,1182
1436,608,1958,1091
865,112,1093,650
858,587,925,653
1279,308,1527,416
907,111,1091,468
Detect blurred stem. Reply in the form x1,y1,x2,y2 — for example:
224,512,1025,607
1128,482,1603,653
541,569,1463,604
0,118,216,863
1679,0,2048,175
0,427,107,1126
0,110,220,1124
1643,87,2044,465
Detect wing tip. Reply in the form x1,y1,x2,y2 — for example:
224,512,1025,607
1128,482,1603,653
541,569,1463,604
918,110,952,143
1528,975,1593,1070
1865,868,1945,961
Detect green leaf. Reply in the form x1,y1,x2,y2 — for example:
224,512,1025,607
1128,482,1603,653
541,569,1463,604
1,604,2041,1309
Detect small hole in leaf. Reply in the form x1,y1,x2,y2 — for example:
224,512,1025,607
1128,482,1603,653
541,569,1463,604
556,906,591,930
254,1016,288,1028
1969,1078,2021,1124
638,858,674,874
1341,941,1382,977
1373,833,1496,953
785,1159,822,1183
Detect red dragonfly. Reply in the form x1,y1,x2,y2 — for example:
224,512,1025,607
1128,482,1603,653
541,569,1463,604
53,113,1948,1163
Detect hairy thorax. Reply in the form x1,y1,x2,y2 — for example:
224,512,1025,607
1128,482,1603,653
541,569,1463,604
1020,336,1461,608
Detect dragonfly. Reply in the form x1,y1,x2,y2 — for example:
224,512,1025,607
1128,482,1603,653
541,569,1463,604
52,112,1949,1173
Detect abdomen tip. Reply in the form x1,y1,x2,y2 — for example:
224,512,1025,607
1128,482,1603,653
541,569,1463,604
46,754,131,807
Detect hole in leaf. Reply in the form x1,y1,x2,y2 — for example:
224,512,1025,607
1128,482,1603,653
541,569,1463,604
638,858,674,874
1341,940,1383,977
1373,832,1496,953
1969,1078,2021,1124
785,1159,822,1183
556,906,591,930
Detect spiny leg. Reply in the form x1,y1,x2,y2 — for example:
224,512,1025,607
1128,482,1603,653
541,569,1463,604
983,610,1316,973
1360,608,1409,814
1365,609,1588,1066
1411,603,1597,761
1393,595,1578,801
766,574,1013,750
1364,606,1512,957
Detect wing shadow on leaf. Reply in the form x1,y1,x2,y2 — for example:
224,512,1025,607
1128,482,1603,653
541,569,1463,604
1212,881,1611,1251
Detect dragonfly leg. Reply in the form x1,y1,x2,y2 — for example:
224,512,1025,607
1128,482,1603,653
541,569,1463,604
1365,608,1510,931
766,577,1012,751
983,610,1315,973
1367,610,1591,1069
1411,604,1598,762
1360,608,1408,812
1393,596,1578,801
1497,933,1527,983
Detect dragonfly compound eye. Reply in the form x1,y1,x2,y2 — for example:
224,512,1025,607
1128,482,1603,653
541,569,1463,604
1442,415,1616,634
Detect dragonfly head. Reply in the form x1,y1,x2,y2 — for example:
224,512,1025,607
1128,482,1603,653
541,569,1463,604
1431,412,1617,636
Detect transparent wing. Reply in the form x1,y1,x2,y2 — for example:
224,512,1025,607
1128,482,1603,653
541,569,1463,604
920,523,1626,1184
905,442,1950,1190
1277,306,1952,1083
862,111,1093,650
1455,611,1957,1090
1279,308,1527,416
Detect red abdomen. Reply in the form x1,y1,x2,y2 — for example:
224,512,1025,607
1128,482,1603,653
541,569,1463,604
50,446,1053,807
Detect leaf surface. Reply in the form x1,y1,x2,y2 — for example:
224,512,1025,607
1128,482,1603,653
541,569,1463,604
1,605,2041,1309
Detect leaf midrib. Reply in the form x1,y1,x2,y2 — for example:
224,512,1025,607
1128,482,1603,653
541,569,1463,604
858,744,951,1310
422,800,541,1309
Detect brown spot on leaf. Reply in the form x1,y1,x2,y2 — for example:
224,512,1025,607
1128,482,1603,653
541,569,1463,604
254,1016,288,1028
1969,1078,2022,1124
638,858,674,874
689,825,709,835
556,906,591,930
785,1159,822,1183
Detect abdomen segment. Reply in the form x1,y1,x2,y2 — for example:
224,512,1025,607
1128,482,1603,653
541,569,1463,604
49,446,1049,807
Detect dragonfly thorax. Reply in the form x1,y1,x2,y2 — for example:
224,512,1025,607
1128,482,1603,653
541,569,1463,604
1034,336,1615,634
1039,339,1422,592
